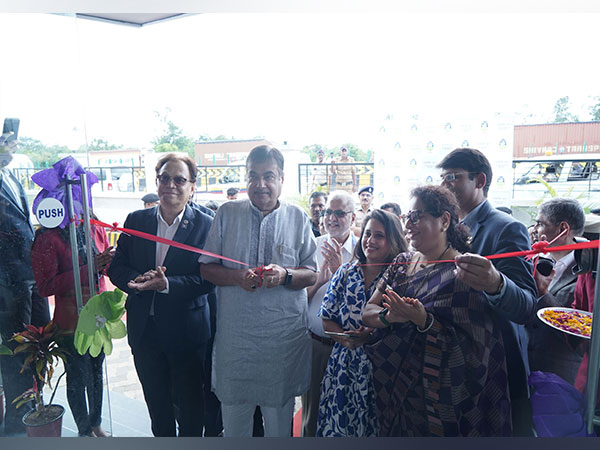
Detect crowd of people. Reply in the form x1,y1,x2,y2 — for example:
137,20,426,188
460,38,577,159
1,136,598,438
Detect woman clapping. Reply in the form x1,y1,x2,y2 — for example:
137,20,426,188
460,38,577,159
316,210,407,437
363,185,511,437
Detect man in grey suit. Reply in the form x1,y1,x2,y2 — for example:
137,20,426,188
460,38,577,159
527,198,586,384
0,130,49,435
438,148,537,436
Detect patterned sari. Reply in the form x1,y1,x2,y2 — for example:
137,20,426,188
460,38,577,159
366,252,512,436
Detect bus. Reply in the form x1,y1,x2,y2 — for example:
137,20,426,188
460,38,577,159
512,155,600,202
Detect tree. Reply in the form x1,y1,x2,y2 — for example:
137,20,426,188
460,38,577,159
553,96,579,123
86,138,123,151
152,109,195,156
18,137,73,167
590,96,600,121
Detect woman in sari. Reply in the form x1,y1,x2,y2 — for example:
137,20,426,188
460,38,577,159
316,209,407,436
362,185,511,436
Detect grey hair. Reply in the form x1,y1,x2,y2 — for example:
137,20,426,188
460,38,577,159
539,198,585,236
327,190,355,211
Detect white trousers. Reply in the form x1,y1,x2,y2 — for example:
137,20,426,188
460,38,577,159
221,397,295,437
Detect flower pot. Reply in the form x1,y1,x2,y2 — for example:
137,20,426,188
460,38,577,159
22,404,65,437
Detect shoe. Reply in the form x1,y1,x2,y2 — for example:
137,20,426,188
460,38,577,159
92,426,112,437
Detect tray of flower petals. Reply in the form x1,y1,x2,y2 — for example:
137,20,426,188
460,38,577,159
537,307,593,339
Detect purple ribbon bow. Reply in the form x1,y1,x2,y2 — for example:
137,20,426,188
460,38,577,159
31,156,98,229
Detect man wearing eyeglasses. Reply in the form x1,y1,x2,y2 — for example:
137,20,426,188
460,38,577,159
437,147,537,436
199,145,318,437
108,153,215,437
301,190,358,436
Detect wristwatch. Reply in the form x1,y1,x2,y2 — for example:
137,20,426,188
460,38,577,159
378,307,391,327
283,268,293,286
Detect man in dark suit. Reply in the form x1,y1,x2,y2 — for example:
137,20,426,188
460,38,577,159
107,154,214,437
527,198,586,384
0,133,49,435
438,148,537,436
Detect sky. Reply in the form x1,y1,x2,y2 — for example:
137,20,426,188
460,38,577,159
0,12,598,151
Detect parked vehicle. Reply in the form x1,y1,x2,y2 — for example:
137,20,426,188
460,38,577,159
512,155,600,201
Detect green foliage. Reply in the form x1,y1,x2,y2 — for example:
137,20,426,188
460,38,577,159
18,136,75,168
284,192,310,215
553,96,579,123
590,96,600,121
152,119,195,156
8,321,68,414
86,138,123,151
0,343,12,355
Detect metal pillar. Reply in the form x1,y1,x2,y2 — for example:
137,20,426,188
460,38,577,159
80,172,97,298
585,240,600,434
65,179,84,313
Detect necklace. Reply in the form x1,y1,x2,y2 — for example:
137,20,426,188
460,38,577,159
418,244,451,269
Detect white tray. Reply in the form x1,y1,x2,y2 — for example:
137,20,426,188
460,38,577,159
537,307,592,339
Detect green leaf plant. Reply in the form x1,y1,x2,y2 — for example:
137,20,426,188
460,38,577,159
7,321,68,417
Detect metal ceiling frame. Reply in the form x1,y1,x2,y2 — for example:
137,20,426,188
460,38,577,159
74,13,192,27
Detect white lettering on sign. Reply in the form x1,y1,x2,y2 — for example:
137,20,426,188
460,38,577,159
36,198,65,228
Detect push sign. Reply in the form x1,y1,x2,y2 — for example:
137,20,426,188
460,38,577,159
36,198,66,228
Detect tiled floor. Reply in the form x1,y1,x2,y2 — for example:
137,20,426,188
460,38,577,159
2,292,303,438
0,332,152,438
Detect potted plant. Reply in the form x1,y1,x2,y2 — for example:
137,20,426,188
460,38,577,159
8,320,68,437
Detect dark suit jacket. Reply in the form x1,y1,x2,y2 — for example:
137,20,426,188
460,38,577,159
107,204,214,354
0,169,35,287
465,200,537,401
526,257,582,384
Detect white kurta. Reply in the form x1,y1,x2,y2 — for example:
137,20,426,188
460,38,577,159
199,199,318,407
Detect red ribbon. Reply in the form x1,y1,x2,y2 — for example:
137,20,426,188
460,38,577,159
90,219,250,267
359,239,600,267
91,218,599,270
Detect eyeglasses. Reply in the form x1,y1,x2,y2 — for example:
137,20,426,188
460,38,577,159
157,174,192,186
247,173,280,183
400,210,430,224
440,172,479,183
324,209,352,218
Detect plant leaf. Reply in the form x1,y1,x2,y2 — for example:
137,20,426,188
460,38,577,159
0,343,13,355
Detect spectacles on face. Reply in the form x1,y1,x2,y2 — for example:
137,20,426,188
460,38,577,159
440,171,478,183
247,172,279,183
400,209,431,225
157,174,191,187
324,209,352,218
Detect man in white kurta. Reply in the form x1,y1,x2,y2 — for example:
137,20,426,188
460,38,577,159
200,145,317,437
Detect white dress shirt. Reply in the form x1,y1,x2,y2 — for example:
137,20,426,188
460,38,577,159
548,251,575,291
308,232,358,336
149,207,185,314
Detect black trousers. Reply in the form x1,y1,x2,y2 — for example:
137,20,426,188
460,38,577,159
132,317,206,437
61,336,104,436
0,282,49,435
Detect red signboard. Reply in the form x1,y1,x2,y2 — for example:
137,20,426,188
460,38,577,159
513,122,600,159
